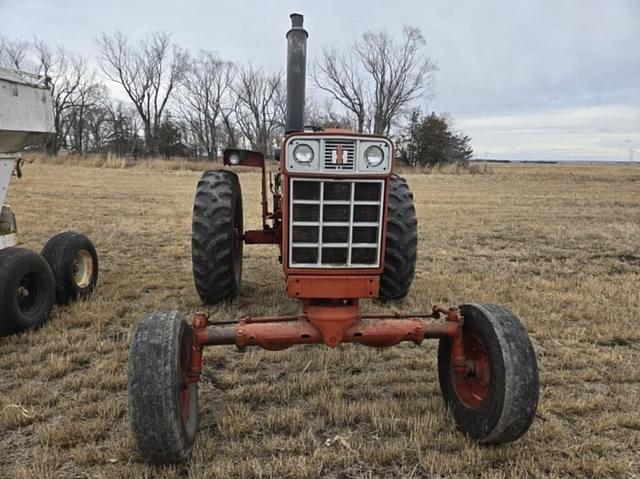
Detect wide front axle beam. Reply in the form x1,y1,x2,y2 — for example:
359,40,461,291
197,316,463,349
185,305,469,388
191,305,465,352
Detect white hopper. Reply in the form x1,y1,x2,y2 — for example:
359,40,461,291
0,66,54,154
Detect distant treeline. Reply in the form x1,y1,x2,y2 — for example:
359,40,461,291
1,29,472,166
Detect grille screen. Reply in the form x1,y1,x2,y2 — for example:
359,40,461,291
289,179,384,268
323,140,356,171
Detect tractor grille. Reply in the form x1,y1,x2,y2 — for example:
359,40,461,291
289,178,384,268
323,139,356,171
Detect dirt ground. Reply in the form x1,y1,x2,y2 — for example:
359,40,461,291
1,161,639,478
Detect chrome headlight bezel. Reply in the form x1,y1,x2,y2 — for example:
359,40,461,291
364,145,385,167
286,139,320,172
358,140,391,173
293,143,314,164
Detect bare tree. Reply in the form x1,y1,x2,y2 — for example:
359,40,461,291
0,37,29,69
306,96,357,130
33,39,89,154
358,26,436,135
106,101,142,157
233,64,284,155
68,80,108,154
312,47,367,133
219,84,242,149
84,101,111,152
96,31,189,155
178,51,235,159
313,26,436,135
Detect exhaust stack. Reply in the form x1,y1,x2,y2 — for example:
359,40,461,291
285,13,308,134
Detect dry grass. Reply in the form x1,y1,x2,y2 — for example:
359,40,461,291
1,161,639,478
27,152,220,172
27,153,493,176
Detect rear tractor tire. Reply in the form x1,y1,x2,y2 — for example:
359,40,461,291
379,174,418,300
438,303,539,444
0,247,55,336
192,170,243,304
128,311,198,464
41,231,99,305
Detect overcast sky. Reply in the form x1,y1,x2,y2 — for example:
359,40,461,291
2,0,639,161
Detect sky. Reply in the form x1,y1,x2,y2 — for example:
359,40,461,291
1,0,639,161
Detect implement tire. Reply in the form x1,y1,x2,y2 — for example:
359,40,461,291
41,231,99,305
0,247,55,336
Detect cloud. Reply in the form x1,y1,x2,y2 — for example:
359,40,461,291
1,0,638,161
457,105,640,161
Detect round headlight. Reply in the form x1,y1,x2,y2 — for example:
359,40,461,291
293,144,314,164
364,145,385,167
229,153,240,165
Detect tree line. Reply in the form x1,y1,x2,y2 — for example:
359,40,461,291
0,28,472,165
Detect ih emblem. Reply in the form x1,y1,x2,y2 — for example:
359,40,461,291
332,145,344,165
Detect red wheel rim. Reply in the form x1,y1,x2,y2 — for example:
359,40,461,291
232,197,243,286
233,225,242,284
451,333,491,409
180,385,190,421
179,334,193,422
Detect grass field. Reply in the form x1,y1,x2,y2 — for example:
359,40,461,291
1,161,639,478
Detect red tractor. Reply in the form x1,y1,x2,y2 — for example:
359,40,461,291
128,14,539,464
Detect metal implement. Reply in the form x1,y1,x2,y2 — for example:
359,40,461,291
0,158,15,212
0,66,99,336
0,66,54,153
0,66,55,249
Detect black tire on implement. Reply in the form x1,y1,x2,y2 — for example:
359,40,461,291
128,311,198,464
192,170,243,304
41,231,99,305
438,304,539,444
379,174,418,300
0,247,55,336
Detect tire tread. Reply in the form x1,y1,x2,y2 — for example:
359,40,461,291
379,175,418,300
191,170,242,304
128,311,197,464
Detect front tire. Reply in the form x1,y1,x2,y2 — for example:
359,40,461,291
192,170,243,304
438,304,539,444
41,232,99,305
379,174,418,300
128,311,198,464
0,247,55,336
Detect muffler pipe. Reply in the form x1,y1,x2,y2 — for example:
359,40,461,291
285,13,308,134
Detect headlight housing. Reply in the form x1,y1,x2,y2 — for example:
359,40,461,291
293,144,314,164
364,145,385,167
285,136,391,173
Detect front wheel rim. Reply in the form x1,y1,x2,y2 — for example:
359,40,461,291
16,271,40,313
73,250,94,289
178,331,196,426
451,333,491,409
232,195,243,287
